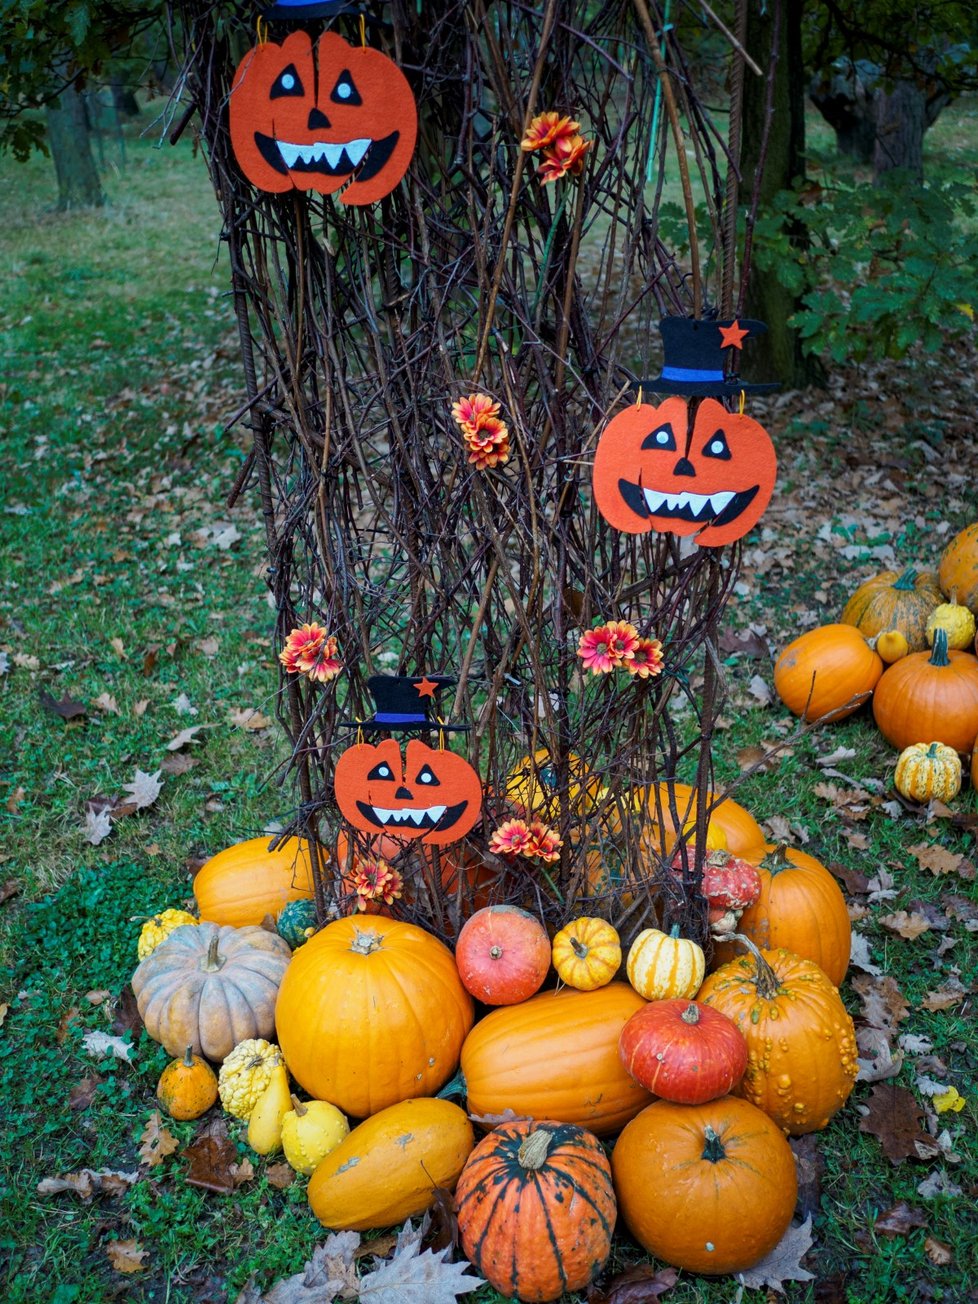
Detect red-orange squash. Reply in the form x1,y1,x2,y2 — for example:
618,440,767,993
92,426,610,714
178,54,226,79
456,1119,616,1303
697,943,858,1135
939,521,978,614
455,905,550,1005
612,1096,797,1274
774,624,883,722
460,983,651,1137
194,837,314,927
275,917,474,1117
618,1000,747,1104
872,628,978,753
711,842,851,987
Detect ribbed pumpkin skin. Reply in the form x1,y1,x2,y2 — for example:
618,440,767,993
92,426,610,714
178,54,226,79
194,837,314,927
626,928,704,1001
455,905,551,1005
551,917,621,990
698,947,858,1135
840,567,943,650
307,1098,474,1230
711,843,851,987
275,917,474,1117
618,1000,747,1104
461,983,652,1136
894,742,962,803
132,924,291,1061
939,522,978,614
872,635,978,753
614,783,763,856
774,624,883,722
612,1096,797,1274
456,1120,616,1303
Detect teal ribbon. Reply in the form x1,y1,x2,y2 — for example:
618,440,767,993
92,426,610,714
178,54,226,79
645,0,673,184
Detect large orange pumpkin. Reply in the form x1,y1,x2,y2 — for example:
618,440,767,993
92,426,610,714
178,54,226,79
840,566,943,651
697,943,857,1135
608,782,763,857
194,837,314,928
460,983,651,1136
456,1119,616,1303
872,628,978,753
774,623,883,722
711,842,851,987
275,917,473,1117
229,31,417,204
612,1096,797,1274
939,521,978,614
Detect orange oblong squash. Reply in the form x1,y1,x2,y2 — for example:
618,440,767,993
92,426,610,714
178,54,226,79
194,837,314,927
460,983,651,1137
939,521,978,615
774,623,883,722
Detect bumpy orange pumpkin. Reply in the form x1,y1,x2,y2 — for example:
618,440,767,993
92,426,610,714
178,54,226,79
697,942,858,1135
460,983,651,1137
194,837,314,928
612,1096,797,1274
872,628,978,753
939,522,978,614
774,624,883,722
275,917,473,1117
840,566,943,650
711,842,851,987
456,1120,616,1303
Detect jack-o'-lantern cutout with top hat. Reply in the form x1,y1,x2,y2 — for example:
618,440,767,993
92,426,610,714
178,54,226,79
229,30,417,204
592,317,779,548
333,675,483,847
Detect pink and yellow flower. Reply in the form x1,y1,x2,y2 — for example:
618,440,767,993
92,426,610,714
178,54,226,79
537,133,592,184
627,637,665,679
520,111,581,153
279,623,343,683
489,819,535,857
527,820,563,863
351,860,403,911
576,620,640,674
452,393,501,433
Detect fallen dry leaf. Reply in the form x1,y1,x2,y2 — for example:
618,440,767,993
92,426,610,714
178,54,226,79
166,725,206,752
920,977,969,1011
39,688,87,720
161,752,197,776
93,692,120,715
121,768,163,810
228,707,273,731
747,674,774,706
111,987,144,1038
6,785,25,813
109,637,127,659
923,1236,953,1266
789,1135,824,1222
0,1002,8,1029
264,1162,294,1190
138,1111,179,1168
858,1084,941,1165
0,879,22,907
81,1030,133,1063
84,989,111,1005
735,1216,814,1291
587,1263,679,1302
873,1201,928,1237
917,1169,963,1199
69,1076,101,1110
184,1116,238,1192
133,698,149,717
908,843,973,879
849,932,883,976
879,910,932,940
37,1168,138,1202
106,1239,148,1274
852,974,910,1031
231,1157,255,1188
82,806,113,846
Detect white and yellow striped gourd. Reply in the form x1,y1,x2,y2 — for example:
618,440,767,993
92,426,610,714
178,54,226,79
626,926,704,1001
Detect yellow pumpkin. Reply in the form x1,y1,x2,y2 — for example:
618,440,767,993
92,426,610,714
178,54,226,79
137,909,197,960
218,1039,282,1121
626,926,704,1001
894,742,962,804
307,1098,474,1230
552,917,621,990
281,1095,350,1175
926,600,977,651
875,629,909,664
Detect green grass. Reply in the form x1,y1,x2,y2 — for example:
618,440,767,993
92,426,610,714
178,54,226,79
1,104,977,1303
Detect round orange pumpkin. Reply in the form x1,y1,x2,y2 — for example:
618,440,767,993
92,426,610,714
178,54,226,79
697,943,858,1135
456,1119,616,1303
194,837,314,927
612,1096,797,1274
460,983,652,1137
939,521,978,615
711,842,851,987
275,917,474,1117
840,566,943,650
455,905,551,1005
774,624,883,722
608,782,763,857
872,628,978,754
618,1000,747,1104
156,1046,219,1120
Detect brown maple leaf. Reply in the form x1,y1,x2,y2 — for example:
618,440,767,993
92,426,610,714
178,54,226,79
858,1084,941,1165
879,911,931,940
138,1110,179,1168
106,1239,148,1273
851,973,910,1031
184,1116,237,1192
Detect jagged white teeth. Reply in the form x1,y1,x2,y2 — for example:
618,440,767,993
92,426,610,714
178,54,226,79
372,805,447,824
345,138,370,166
278,143,301,168
709,491,735,513
643,489,666,512
323,144,345,169
683,493,708,516
276,138,373,170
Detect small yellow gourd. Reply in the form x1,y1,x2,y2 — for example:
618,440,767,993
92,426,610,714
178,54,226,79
551,917,621,990
626,925,704,1001
894,742,962,804
137,908,198,959
282,1095,350,1175
875,629,909,664
156,1046,218,1120
218,1038,282,1121
926,600,976,651
247,1061,292,1155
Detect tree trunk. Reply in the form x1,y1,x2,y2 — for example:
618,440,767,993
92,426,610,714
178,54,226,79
111,75,140,119
873,79,925,183
46,81,104,210
739,0,823,388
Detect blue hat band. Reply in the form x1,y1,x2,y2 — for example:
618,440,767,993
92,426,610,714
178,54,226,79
373,712,430,724
661,366,726,383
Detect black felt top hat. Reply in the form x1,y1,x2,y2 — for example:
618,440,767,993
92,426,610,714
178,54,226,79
342,674,469,733
263,0,359,21
643,316,780,396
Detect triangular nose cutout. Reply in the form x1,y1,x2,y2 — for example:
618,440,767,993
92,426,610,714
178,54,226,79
308,107,331,130
673,456,696,477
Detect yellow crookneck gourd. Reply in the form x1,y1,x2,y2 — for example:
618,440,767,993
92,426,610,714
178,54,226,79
246,1060,292,1155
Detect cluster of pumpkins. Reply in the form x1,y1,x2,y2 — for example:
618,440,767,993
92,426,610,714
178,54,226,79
130,807,856,1302
774,521,978,803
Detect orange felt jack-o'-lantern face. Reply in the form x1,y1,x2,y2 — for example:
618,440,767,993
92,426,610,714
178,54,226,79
229,31,417,204
592,396,777,548
334,738,482,846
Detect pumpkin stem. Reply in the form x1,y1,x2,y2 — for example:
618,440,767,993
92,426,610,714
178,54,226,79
702,1125,726,1164
926,742,940,759
929,627,950,667
891,568,918,591
349,928,384,956
517,1128,554,1171
570,937,589,959
290,1094,307,1117
182,1046,195,1068
714,932,782,999
668,923,681,939
680,1003,701,1025
201,933,224,973
489,945,503,960
436,1069,466,1100
759,843,790,876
